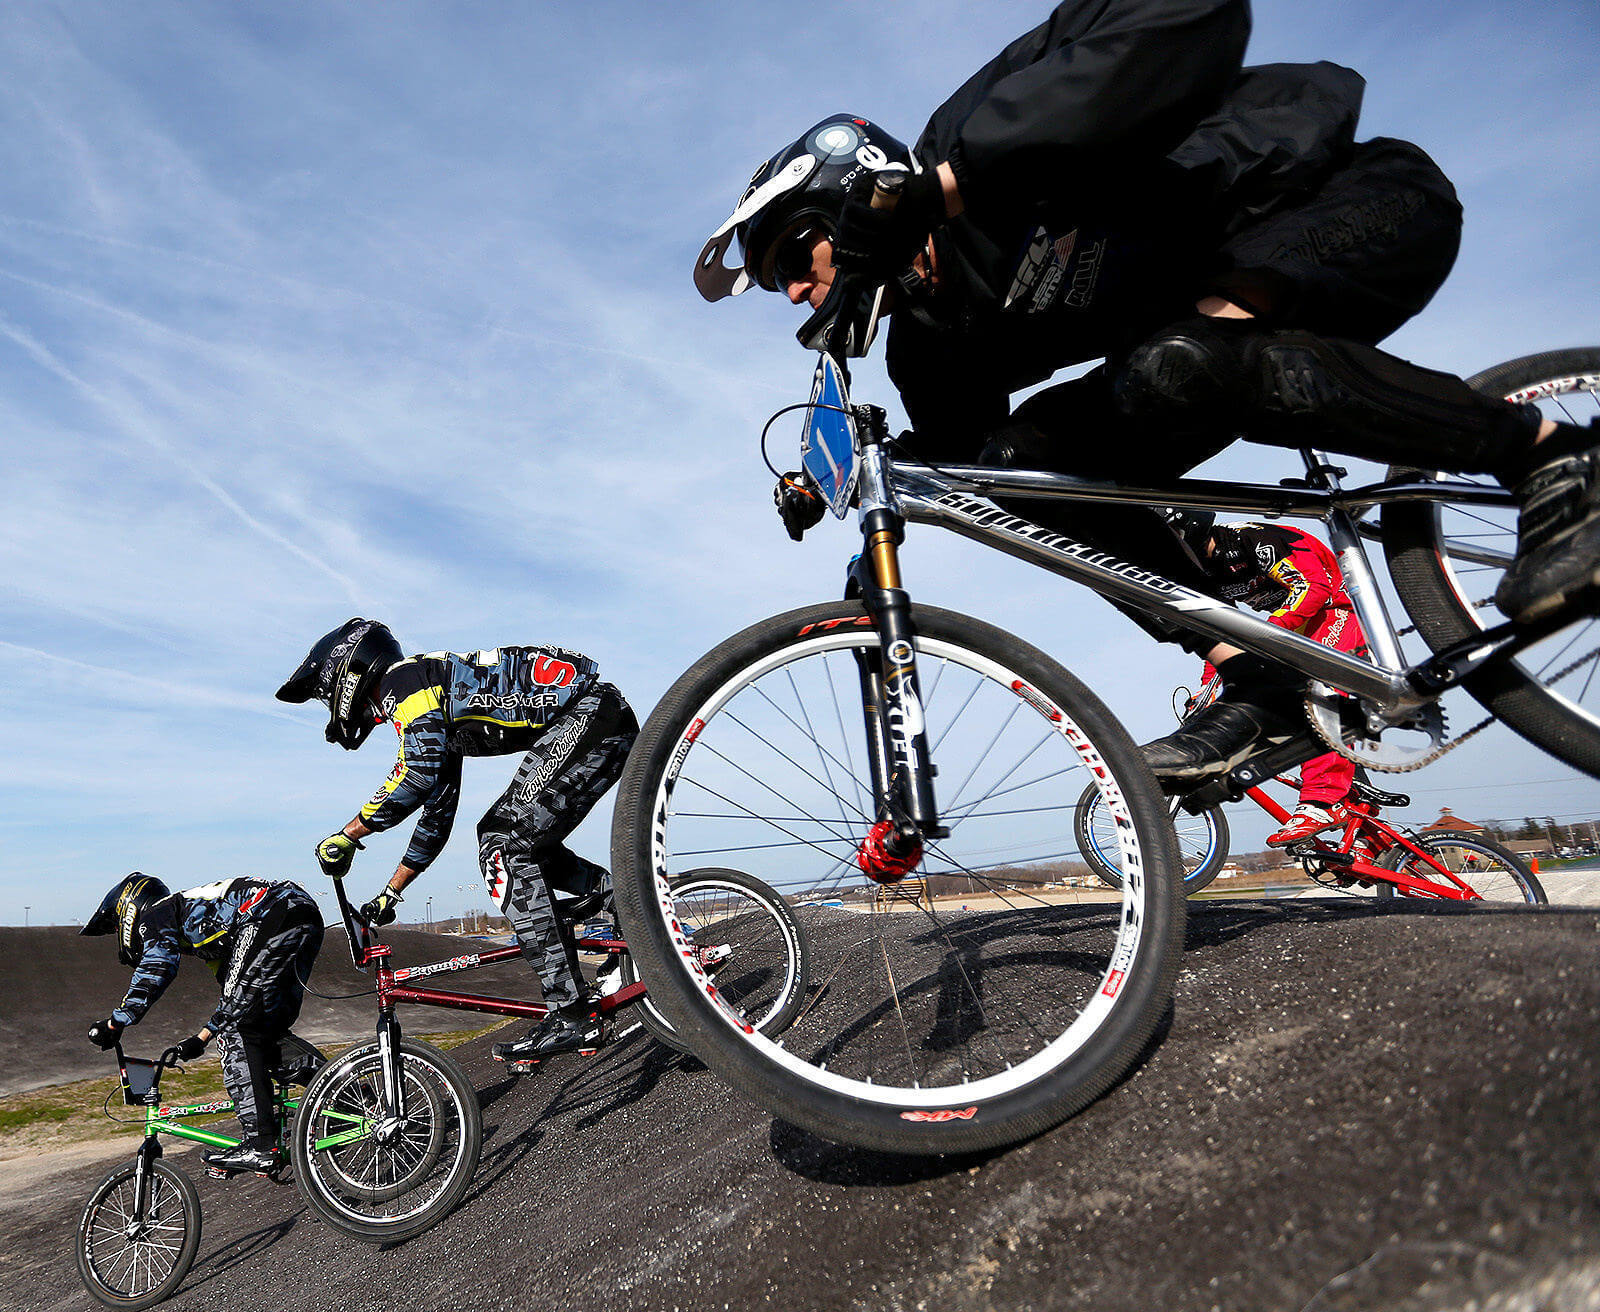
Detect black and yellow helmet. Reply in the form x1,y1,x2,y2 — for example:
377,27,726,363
81,873,171,966
276,618,403,750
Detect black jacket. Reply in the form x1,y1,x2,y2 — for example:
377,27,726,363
887,0,1366,458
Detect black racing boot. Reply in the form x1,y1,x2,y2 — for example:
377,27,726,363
203,1141,282,1176
492,1000,605,1066
1141,655,1305,787
1495,432,1600,622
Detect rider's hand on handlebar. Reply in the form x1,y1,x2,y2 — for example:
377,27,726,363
831,171,944,282
359,886,402,927
315,830,363,880
87,1017,123,1050
775,470,825,541
172,1033,208,1062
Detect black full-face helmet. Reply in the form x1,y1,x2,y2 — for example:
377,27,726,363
694,114,918,356
1163,509,1217,561
81,873,171,966
276,618,403,750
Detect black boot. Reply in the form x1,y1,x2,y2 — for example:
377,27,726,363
492,1000,605,1065
1495,430,1600,622
1142,654,1304,786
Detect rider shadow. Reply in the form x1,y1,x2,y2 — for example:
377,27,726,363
464,1031,702,1205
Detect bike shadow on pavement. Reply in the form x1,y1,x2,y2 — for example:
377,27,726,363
769,999,1179,1188
1181,895,1563,955
172,1207,301,1295
459,1030,703,1210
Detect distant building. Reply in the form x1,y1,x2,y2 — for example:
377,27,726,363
1423,807,1486,833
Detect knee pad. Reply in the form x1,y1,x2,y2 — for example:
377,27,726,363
1114,316,1261,423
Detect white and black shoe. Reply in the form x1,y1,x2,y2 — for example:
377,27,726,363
202,1143,282,1175
492,1002,605,1065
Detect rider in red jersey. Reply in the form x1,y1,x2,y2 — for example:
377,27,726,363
1176,513,1368,844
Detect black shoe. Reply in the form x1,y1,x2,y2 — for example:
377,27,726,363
202,1143,282,1174
1496,441,1600,622
492,1003,605,1065
1141,701,1302,785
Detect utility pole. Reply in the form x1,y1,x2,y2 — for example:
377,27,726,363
24,906,29,928
425,898,433,932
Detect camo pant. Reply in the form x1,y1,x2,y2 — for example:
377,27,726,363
212,890,324,1145
477,684,638,1010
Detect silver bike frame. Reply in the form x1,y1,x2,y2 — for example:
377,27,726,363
872,447,1515,724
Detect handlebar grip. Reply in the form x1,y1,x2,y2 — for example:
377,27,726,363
870,171,905,210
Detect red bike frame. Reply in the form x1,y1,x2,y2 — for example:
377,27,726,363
1245,777,1489,900
367,935,648,1023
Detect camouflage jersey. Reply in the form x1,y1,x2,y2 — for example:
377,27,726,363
112,878,314,1028
358,647,601,871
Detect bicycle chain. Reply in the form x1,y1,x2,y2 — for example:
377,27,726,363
1308,639,1600,772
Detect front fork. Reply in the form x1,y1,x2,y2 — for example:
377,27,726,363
852,408,946,870
376,1006,408,1119
132,1132,164,1220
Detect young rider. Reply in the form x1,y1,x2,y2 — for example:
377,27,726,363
81,872,324,1174
1171,513,1367,844
276,618,639,1065
694,0,1599,789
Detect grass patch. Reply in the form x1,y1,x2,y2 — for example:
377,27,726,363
0,1019,511,1158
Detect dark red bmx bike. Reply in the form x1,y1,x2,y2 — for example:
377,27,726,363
289,868,809,1243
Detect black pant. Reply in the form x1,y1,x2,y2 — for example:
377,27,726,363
213,891,323,1145
986,138,1533,655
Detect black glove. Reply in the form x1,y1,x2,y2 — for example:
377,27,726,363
88,1018,124,1050
315,830,364,879
775,471,826,541
359,887,402,927
831,169,946,282
173,1033,208,1062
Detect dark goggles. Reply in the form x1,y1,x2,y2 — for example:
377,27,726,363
765,224,826,291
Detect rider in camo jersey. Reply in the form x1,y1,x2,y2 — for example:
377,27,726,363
277,618,639,1065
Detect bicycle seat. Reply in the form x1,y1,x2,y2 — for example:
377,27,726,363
1351,779,1410,808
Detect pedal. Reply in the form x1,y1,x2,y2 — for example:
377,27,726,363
205,1165,238,1181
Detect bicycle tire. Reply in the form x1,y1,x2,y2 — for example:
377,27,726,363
1376,828,1547,905
291,1037,481,1243
76,1159,201,1310
1075,782,1229,895
618,867,812,1054
1381,347,1600,778
610,600,1185,1154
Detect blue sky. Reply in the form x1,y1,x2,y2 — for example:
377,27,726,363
2,1,1597,926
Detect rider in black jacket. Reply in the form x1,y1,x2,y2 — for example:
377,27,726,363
695,0,1599,786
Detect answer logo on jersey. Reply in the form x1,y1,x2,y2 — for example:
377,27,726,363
237,887,268,916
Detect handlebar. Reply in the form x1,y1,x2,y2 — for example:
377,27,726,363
329,873,374,972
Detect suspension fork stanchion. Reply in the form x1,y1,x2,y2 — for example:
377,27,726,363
855,406,945,845
370,948,408,1119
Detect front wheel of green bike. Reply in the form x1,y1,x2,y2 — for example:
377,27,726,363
76,1159,202,1310
610,601,1185,1155
291,1037,481,1243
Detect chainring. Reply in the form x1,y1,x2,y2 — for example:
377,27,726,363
1304,682,1449,772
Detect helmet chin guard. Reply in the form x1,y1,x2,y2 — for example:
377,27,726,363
797,279,888,358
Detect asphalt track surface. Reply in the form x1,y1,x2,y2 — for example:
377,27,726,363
8,898,1600,1312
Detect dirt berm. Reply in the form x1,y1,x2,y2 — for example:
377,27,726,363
6,899,1600,1312
0,925,535,1098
